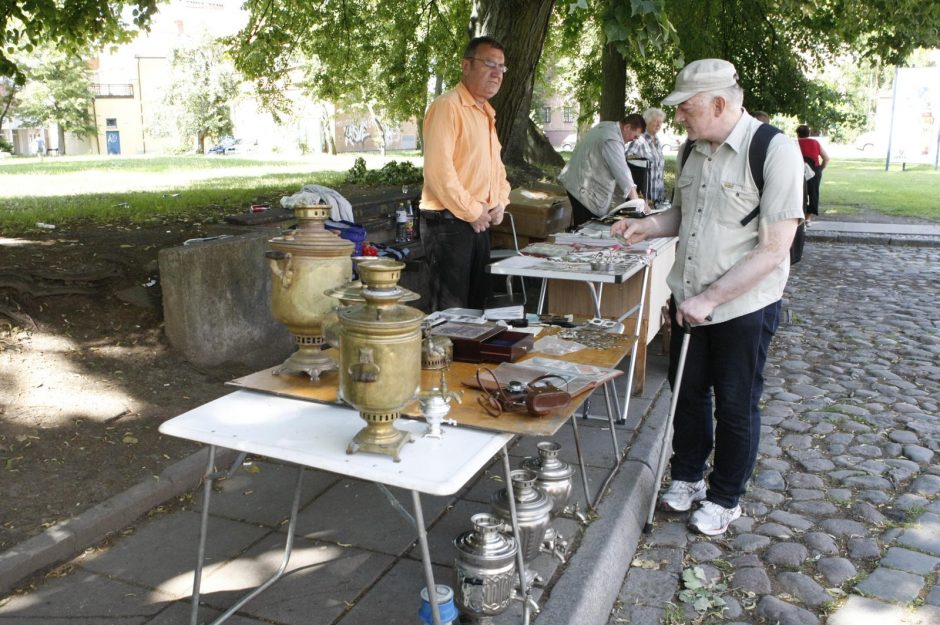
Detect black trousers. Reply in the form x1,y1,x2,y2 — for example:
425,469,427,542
566,192,596,229
420,211,491,311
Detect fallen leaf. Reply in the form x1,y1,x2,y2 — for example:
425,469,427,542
122,435,139,445
244,465,261,474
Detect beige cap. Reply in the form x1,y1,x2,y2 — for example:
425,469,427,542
662,59,739,106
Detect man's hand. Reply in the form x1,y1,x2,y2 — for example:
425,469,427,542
488,204,505,226
675,294,717,327
610,217,650,245
471,202,493,233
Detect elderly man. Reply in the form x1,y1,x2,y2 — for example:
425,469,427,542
611,59,803,536
420,35,512,311
559,113,646,228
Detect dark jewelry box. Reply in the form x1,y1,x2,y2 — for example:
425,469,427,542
430,322,534,363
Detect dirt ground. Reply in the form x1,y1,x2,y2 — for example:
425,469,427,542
1,206,937,555
0,221,256,552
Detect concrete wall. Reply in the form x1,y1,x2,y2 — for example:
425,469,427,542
159,229,294,369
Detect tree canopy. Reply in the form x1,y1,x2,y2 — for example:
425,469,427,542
223,0,938,166
1,0,159,84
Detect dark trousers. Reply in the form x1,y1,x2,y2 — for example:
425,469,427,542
566,192,596,229
806,162,822,216
421,211,491,311
668,299,781,508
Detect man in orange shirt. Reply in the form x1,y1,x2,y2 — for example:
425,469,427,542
420,35,512,311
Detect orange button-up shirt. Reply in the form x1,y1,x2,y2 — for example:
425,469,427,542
420,82,512,222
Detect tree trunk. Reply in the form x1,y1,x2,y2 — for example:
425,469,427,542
57,125,66,156
320,103,336,155
524,118,564,168
599,41,626,121
473,0,555,166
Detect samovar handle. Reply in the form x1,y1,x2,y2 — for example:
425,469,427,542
348,347,380,382
265,250,293,288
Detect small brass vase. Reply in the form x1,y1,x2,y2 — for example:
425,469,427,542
267,204,353,379
337,259,423,461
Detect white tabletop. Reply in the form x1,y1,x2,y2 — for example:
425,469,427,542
488,236,674,284
159,390,513,496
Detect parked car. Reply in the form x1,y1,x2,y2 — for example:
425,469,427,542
207,136,244,155
853,131,883,152
560,133,577,151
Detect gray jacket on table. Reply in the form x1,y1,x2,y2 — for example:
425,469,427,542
558,121,636,218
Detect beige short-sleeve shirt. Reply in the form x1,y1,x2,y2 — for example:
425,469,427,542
668,113,804,323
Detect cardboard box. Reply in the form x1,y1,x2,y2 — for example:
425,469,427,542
493,187,571,239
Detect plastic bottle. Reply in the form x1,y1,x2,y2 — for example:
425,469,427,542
405,201,416,241
396,203,409,243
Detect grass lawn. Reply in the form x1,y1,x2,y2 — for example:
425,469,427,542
0,152,417,234
1,151,936,235
664,154,939,222
819,158,940,221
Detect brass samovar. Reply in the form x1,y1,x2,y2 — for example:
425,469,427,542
337,259,423,461
267,203,352,379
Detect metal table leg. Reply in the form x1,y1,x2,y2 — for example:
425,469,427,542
569,413,594,513
618,261,651,425
190,447,306,625
501,447,534,624
537,278,548,315
411,490,442,625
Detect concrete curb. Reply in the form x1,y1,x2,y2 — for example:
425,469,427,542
0,446,237,595
537,383,672,625
806,231,940,247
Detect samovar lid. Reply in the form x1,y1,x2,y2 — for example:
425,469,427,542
453,513,517,559
520,441,574,481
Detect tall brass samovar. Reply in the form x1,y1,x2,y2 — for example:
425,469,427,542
337,259,423,461
267,203,352,379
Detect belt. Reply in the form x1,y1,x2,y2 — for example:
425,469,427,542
421,209,458,221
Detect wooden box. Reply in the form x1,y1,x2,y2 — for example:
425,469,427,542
431,322,535,364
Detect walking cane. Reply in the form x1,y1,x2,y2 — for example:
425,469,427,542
644,322,692,533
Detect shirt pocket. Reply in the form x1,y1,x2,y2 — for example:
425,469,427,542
676,174,695,208
717,181,760,228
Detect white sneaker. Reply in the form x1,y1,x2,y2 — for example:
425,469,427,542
689,500,742,536
659,479,706,512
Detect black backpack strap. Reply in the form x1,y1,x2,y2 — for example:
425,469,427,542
740,123,783,226
681,140,695,170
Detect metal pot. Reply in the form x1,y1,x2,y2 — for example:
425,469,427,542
267,204,352,379
453,513,518,620
337,259,423,461
490,469,553,564
520,441,574,517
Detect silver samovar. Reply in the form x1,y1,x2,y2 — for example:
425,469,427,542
489,469,553,569
337,259,423,462
453,513,518,624
520,441,581,562
267,202,352,379
520,441,574,517
418,321,459,439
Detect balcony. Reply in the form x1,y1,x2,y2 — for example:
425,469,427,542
93,84,134,98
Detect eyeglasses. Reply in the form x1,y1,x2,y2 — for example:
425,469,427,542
465,57,508,74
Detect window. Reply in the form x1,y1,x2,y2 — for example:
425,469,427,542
105,118,118,128
541,107,552,124
563,107,575,124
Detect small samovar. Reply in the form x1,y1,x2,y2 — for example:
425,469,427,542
520,441,574,517
267,202,352,379
489,469,553,566
520,441,579,562
418,321,459,438
453,513,518,623
337,259,423,462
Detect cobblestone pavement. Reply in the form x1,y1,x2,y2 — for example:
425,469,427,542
608,241,940,625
